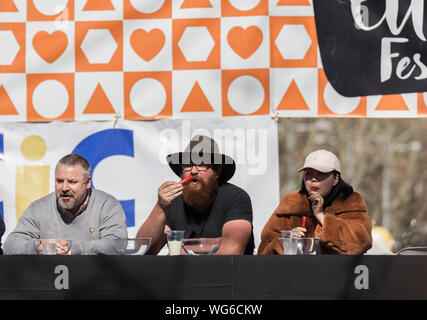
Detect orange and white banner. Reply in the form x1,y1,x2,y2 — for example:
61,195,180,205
0,0,422,121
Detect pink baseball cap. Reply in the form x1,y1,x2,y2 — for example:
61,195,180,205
298,150,341,173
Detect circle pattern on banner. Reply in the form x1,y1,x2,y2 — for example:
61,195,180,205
324,83,360,115
32,0,68,16
21,135,47,161
228,75,264,114
130,0,164,13
130,78,166,117
32,80,69,119
229,0,261,11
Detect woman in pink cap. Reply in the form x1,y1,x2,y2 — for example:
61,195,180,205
258,150,372,255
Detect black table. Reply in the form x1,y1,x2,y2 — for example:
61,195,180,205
0,255,426,300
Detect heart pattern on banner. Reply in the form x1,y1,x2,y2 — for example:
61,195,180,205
0,0,417,121
130,29,166,62
32,31,68,64
227,26,263,60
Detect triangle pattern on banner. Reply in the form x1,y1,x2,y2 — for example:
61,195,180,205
277,0,311,6
417,93,427,115
83,83,116,114
181,0,213,9
0,0,18,12
375,94,409,111
83,0,115,11
0,85,18,115
276,80,309,110
181,81,214,112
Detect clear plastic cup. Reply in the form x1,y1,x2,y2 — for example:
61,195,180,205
280,230,299,238
165,230,185,256
278,237,299,255
38,231,59,255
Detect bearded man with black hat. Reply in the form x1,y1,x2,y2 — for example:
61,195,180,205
137,135,255,255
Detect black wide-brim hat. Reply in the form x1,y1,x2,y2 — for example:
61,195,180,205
166,135,236,184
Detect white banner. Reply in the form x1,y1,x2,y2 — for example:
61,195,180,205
0,116,279,251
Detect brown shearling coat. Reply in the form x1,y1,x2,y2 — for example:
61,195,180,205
257,190,372,255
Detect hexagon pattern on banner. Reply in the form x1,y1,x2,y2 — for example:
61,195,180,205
0,0,423,120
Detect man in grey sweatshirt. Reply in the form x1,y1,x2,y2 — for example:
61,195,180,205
3,154,127,255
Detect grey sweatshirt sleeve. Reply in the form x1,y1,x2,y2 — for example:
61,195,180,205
3,204,40,255
71,199,127,255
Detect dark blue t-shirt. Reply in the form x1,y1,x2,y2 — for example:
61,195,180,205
166,183,255,255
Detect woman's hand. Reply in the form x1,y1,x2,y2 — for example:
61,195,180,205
291,227,307,238
308,191,325,225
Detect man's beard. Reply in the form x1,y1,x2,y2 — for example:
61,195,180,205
58,192,77,210
182,174,218,213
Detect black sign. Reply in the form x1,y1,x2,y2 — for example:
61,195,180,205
313,0,427,97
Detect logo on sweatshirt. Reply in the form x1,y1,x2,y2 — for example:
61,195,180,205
89,227,94,233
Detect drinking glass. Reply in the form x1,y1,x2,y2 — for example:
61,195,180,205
165,230,185,256
40,231,58,255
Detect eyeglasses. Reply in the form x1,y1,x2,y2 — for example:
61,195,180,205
182,164,212,172
303,169,335,181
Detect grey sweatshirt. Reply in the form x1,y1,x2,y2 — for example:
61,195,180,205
3,189,127,255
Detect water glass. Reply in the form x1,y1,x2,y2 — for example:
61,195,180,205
40,231,58,255
278,237,299,255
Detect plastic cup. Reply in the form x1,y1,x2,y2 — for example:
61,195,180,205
280,230,299,238
165,230,185,256
40,231,58,255
278,237,299,255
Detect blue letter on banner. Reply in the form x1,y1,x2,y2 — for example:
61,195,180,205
72,129,135,227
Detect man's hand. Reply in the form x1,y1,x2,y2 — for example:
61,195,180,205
158,181,183,211
56,239,72,255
